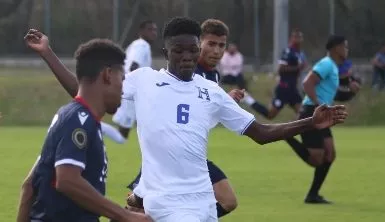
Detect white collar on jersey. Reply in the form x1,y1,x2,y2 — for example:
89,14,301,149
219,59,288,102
163,67,195,82
201,72,219,83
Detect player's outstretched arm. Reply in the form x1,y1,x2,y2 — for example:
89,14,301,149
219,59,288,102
17,156,40,222
55,165,150,222
244,105,348,145
24,29,79,98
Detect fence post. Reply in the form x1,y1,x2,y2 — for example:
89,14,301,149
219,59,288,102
253,0,260,69
273,0,288,72
44,0,51,36
184,0,190,17
113,0,120,42
329,0,335,35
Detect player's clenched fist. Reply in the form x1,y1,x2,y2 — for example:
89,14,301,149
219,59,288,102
24,29,50,55
228,89,245,103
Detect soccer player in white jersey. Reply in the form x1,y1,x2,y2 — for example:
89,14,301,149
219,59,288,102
25,17,348,222
101,20,158,143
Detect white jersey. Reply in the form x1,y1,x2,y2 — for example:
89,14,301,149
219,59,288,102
123,68,255,200
124,38,152,73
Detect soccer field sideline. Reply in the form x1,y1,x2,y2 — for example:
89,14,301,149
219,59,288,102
1,126,384,221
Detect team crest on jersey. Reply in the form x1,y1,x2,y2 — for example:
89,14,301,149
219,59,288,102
196,87,210,101
72,128,87,149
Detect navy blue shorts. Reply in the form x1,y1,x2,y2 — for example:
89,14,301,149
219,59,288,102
127,160,227,190
299,105,333,149
272,85,302,110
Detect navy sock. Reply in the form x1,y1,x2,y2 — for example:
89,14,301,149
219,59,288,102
251,101,269,118
308,162,332,197
216,202,230,218
285,137,310,163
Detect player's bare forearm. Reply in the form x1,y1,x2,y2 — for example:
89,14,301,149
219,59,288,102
55,166,129,221
40,48,79,98
244,118,313,145
17,157,39,222
17,182,34,222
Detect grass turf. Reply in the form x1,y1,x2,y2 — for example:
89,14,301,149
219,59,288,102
1,126,384,221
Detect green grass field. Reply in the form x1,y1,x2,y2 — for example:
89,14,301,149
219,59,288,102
1,126,384,222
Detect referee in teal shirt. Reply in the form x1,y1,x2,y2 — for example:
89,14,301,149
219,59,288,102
285,35,348,204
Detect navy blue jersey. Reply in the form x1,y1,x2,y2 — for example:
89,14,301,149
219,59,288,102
278,47,305,87
338,60,353,86
30,96,107,222
195,64,220,83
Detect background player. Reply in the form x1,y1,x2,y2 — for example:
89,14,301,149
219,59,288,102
25,18,347,222
252,29,307,119
285,35,348,204
195,19,241,217
219,43,247,90
19,36,150,222
334,59,361,102
102,20,158,143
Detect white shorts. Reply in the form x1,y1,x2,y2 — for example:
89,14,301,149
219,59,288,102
112,99,136,128
143,193,217,222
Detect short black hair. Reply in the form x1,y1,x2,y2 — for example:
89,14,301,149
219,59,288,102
201,19,229,37
74,39,125,82
139,20,155,30
326,35,346,50
162,17,201,40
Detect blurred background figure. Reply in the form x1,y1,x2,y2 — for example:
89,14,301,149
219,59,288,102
219,43,247,90
250,29,307,120
334,59,361,102
371,46,385,91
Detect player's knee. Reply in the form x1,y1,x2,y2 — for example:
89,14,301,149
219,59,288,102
308,154,324,167
325,152,336,163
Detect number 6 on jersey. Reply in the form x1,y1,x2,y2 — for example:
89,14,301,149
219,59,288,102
177,104,190,124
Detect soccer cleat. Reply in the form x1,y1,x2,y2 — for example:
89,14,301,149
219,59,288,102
304,195,332,204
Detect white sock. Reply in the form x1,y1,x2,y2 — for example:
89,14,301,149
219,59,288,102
242,92,256,106
101,121,126,144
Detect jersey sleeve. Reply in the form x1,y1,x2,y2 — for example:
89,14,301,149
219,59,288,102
54,114,94,170
217,88,255,135
122,70,140,101
313,59,332,79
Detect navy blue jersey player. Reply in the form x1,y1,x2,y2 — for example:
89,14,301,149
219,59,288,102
334,60,361,102
28,98,107,221
18,31,151,222
251,29,307,119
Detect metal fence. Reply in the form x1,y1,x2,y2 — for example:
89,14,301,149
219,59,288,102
0,0,384,67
